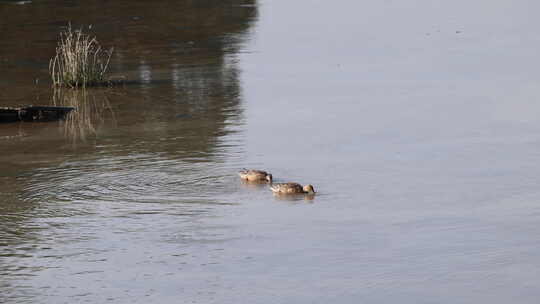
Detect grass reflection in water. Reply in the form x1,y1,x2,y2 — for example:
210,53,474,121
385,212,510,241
53,88,115,142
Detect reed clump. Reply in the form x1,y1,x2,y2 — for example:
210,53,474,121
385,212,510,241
49,25,113,88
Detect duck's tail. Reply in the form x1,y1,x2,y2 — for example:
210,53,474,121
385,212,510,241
238,169,248,178
269,184,280,193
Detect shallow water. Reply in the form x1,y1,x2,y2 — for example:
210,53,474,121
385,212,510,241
2,0,540,303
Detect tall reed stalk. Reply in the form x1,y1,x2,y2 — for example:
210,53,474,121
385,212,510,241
49,25,113,87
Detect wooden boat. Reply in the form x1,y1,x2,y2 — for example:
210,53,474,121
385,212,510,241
0,106,74,123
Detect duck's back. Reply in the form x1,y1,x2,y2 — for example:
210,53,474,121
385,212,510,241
239,169,268,181
270,182,303,194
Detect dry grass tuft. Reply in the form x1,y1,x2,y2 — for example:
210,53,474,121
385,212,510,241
49,25,113,87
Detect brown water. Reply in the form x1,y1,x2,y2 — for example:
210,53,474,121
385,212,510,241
2,0,540,303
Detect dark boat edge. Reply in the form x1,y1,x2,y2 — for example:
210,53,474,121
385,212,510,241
0,106,75,123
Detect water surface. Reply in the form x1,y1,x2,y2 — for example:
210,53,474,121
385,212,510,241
2,0,540,303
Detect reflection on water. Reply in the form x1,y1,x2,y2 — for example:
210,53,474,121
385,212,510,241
239,180,270,189
53,88,115,142
272,193,316,203
1,0,257,303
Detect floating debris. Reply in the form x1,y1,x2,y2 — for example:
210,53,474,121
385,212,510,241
175,113,193,119
0,106,74,123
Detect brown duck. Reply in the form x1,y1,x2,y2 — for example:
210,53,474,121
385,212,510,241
269,183,315,194
238,169,273,182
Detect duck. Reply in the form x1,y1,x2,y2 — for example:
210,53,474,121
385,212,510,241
269,182,315,194
238,169,273,182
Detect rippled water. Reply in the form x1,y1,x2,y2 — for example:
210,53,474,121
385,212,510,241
2,0,540,303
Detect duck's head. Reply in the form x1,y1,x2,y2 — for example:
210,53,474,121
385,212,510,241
303,184,315,194
266,174,273,183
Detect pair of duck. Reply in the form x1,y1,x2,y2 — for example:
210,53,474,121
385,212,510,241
238,169,315,195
